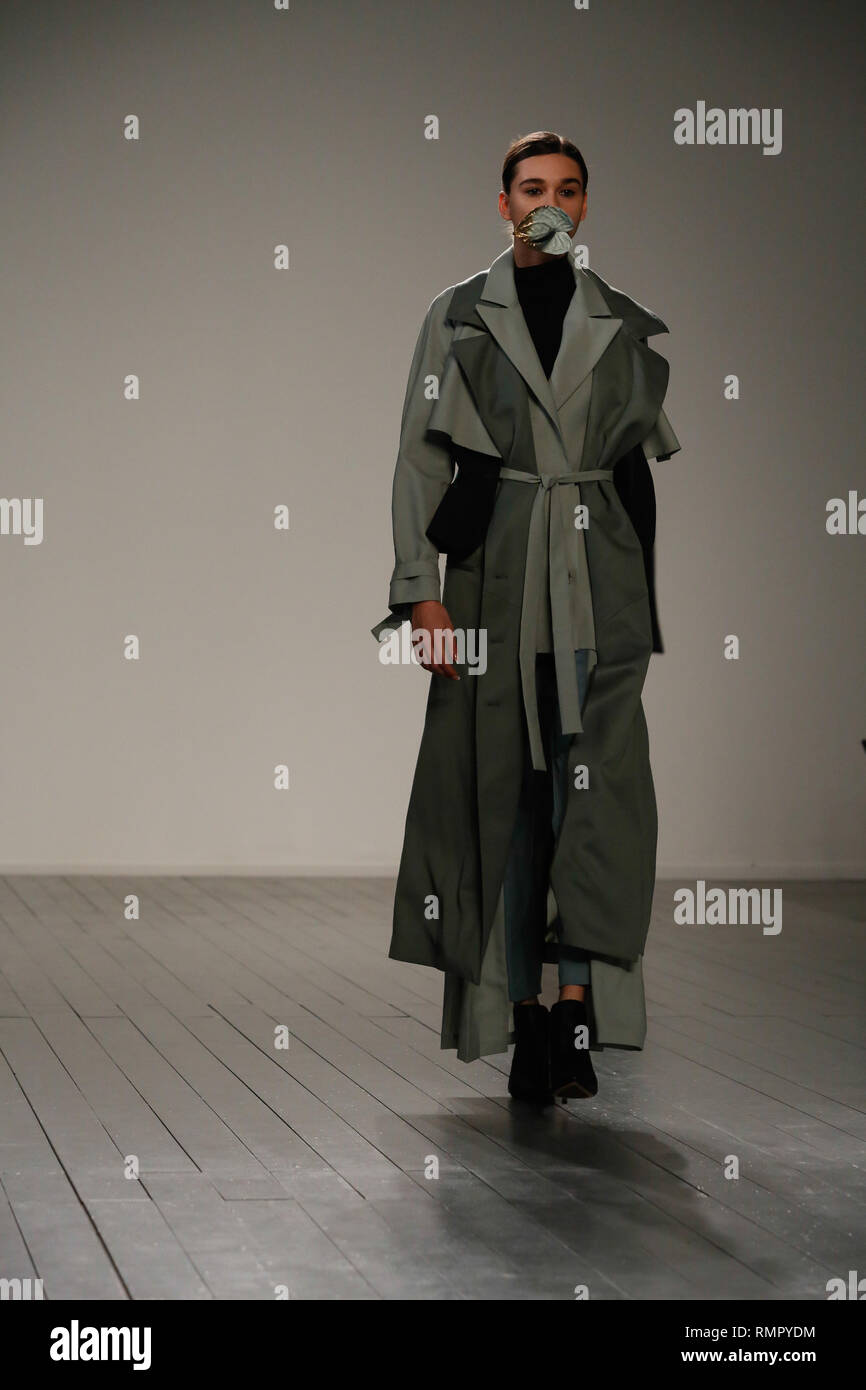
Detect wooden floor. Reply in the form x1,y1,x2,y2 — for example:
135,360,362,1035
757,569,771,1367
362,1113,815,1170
0,875,863,1300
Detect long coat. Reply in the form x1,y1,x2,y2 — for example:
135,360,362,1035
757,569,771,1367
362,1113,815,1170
371,243,681,1062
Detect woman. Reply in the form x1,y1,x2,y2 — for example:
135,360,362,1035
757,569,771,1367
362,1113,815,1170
371,130,681,1106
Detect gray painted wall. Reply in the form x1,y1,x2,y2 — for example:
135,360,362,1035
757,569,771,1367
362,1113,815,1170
2,0,863,872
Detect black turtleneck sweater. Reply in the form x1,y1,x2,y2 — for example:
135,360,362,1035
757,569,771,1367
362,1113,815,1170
513,252,576,378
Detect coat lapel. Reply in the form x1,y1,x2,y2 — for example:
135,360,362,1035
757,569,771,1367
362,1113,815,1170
471,245,621,443
549,268,622,411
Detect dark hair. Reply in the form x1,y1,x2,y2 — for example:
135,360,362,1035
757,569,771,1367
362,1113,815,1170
501,130,588,197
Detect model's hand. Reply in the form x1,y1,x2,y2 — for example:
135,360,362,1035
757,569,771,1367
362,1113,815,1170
410,601,460,680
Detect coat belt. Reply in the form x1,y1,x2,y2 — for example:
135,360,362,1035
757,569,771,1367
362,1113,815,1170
497,466,615,773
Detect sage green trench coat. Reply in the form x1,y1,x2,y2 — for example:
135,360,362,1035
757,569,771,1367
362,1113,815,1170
371,244,681,1063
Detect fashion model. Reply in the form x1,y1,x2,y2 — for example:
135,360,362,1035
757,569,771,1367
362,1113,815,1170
372,130,680,1106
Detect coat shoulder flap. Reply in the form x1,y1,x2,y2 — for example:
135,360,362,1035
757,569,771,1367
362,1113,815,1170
583,267,669,341
443,270,489,329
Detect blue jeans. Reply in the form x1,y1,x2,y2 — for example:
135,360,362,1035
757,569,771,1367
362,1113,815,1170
503,649,591,1001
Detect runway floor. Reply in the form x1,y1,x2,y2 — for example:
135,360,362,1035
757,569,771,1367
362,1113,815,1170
0,875,863,1300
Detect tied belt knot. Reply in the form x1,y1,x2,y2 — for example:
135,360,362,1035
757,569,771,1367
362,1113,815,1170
497,465,615,772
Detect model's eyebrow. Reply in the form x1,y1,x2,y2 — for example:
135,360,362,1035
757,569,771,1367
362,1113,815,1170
518,176,582,186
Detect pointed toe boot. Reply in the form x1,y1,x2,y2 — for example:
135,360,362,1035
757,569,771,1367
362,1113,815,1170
508,1002,554,1106
549,998,599,1100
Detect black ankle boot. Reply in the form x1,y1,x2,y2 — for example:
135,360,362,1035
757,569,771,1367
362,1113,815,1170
508,1002,554,1106
549,999,598,1100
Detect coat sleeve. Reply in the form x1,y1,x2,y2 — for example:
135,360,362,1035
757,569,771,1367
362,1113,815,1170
639,404,681,462
370,295,456,642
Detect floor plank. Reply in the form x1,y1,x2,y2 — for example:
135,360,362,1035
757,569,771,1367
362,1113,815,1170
0,875,863,1299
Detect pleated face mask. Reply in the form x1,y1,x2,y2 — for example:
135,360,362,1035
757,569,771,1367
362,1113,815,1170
513,204,574,255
